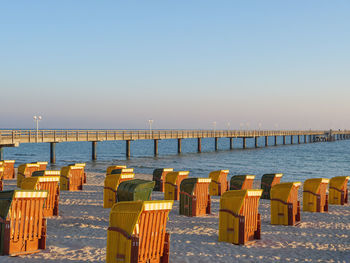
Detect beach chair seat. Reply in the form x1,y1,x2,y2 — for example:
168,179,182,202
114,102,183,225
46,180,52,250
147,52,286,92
106,165,127,176
303,178,329,212
0,190,48,256
153,168,174,192
219,189,262,245
60,165,84,191
17,163,40,187
116,179,155,202
261,173,283,199
0,160,15,179
179,178,211,217
208,170,229,196
32,162,48,171
329,176,349,205
271,182,301,225
164,171,189,200
21,176,60,217
0,167,4,191
32,170,61,177
230,175,255,190
106,200,173,263
103,173,135,208
69,163,87,184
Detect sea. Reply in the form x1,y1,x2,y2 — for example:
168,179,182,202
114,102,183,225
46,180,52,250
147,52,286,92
2,136,350,182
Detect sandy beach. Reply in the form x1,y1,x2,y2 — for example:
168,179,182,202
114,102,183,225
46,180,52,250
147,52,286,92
1,172,349,263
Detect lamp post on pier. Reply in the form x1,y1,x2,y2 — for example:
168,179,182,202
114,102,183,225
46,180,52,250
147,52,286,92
33,115,42,142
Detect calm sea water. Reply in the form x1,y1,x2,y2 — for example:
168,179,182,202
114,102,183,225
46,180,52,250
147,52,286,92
3,136,350,182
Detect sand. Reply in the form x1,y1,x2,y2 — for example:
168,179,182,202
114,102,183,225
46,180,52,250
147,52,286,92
1,172,349,262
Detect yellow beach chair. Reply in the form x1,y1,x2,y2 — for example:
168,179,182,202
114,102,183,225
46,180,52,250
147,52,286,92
219,189,262,245
303,178,329,212
329,176,349,205
271,182,301,225
208,170,229,196
164,171,189,200
106,200,173,263
103,172,135,208
106,165,127,176
17,163,40,187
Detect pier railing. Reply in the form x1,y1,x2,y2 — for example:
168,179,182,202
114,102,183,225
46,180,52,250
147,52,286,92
0,129,345,146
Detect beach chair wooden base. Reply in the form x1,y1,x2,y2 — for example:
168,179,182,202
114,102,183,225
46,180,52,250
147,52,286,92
129,233,170,263
1,218,47,256
180,192,211,217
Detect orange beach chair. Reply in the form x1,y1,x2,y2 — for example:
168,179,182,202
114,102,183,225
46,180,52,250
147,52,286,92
179,178,211,217
0,190,48,256
17,163,40,187
0,160,15,179
153,168,174,192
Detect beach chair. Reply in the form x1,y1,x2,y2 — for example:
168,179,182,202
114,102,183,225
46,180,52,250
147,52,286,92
60,165,84,191
32,170,61,177
33,162,48,171
329,176,349,205
179,178,211,217
104,172,135,208
69,163,87,184
303,178,329,212
230,175,255,190
270,182,301,226
0,160,15,179
106,165,127,176
21,176,60,217
153,168,174,192
219,189,262,245
106,200,173,263
116,179,155,202
17,163,40,187
0,190,48,256
0,167,4,191
261,173,283,199
208,170,229,196
111,168,134,176
164,171,189,201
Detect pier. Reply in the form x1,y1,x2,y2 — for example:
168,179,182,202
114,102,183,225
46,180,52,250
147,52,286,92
0,129,349,163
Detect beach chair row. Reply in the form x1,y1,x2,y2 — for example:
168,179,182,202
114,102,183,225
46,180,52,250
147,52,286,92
0,161,89,256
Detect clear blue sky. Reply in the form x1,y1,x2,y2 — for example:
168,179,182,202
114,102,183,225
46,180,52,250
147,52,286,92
1,1,349,130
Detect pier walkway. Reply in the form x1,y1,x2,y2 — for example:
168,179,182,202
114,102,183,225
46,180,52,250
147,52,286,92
0,129,349,163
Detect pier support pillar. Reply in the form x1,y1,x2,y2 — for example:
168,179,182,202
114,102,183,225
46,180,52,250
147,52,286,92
154,139,158,156
298,135,300,144
274,136,277,146
265,136,268,147
178,139,182,153
215,137,218,151
0,147,4,161
230,137,233,149
255,137,258,148
291,136,294,144
309,135,312,143
198,138,201,152
92,141,97,160
50,142,56,164
126,140,131,158
283,136,286,145
304,135,307,143
243,137,246,149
